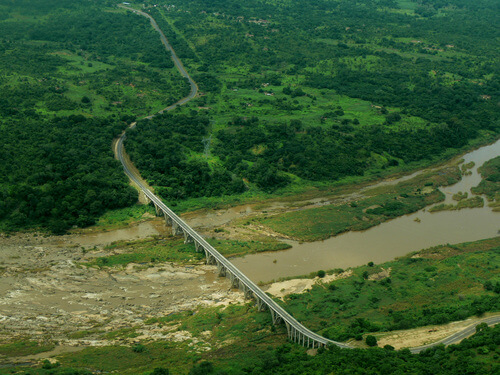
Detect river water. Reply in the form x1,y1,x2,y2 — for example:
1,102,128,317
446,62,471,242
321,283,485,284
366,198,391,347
232,140,500,283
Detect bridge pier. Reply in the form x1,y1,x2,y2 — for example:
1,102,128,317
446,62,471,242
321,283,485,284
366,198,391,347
172,222,183,236
256,297,267,312
204,250,216,265
240,284,253,300
163,212,172,225
216,262,226,277
194,242,203,253
183,230,193,244
154,204,162,217
270,309,282,325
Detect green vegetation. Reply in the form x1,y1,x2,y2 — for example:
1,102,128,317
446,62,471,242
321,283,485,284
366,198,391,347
2,315,499,375
429,195,484,212
88,237,203,267
207,238,291,257
123,0,499,206
0,340,55,357
2,0,499,233
0,1,189,233
279,237,500,341
366,335,378,347
452,191,468,201
472,156,500,211
92,204,156,230
7,304,282,375
87,235,290,267
256,165,460,241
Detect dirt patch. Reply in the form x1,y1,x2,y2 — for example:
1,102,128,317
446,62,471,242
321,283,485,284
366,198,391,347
263,271,352,299
368,267,391,281
377,314,498,349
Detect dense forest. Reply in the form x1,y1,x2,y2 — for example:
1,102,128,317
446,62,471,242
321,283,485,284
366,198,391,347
0,0,189,232
1,0,499,230
125,0,499,199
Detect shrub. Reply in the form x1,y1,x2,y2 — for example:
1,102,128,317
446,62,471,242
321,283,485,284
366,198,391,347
366,335,378,347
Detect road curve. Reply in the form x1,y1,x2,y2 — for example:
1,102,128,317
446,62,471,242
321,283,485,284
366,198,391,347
409,315,500,354
114,5,499,353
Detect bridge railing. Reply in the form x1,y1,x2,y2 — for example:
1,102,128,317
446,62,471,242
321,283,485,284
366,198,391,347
142,183,350,348
118,4,349,350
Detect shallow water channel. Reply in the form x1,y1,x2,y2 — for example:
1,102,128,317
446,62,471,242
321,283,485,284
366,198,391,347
232,140,500,283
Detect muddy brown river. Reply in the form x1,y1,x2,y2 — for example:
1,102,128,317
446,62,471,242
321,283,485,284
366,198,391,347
232,140,500,283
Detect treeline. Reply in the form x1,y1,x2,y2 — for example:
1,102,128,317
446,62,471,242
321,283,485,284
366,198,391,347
27,10,174,69
125,113,246,200
127,109,490,195
0,115,137,233
208,323,500,375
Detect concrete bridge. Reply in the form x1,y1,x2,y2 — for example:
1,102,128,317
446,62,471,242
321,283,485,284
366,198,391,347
117,128,350,349
116,5,351,350
116,5,500,353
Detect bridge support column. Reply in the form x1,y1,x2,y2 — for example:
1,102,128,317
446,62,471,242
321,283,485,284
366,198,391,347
194,242,203,252
204,250,216,265
256,297,267,312
241,284,253,299
227,272,239,289
216,260,226,277
270,309,282,325
172,222,183,236
163,213,172,225
183,230,193,244
154,204,162,217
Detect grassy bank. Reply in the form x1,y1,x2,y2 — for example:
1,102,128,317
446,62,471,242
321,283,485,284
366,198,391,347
87,235,290,268
472,156,500,211
257,165,461,241
278,237,500,341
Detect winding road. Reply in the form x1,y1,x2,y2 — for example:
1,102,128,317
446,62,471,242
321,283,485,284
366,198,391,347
115,4,499,353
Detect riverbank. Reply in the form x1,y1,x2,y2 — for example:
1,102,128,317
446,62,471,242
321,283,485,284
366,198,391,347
270,236,500,342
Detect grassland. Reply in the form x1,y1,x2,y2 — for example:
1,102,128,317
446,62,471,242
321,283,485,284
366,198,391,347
0,340,55,357
87,235,291,268
256,165,461,241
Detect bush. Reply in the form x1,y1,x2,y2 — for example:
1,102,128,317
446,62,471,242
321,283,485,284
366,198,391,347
132,344,146,353
366,335,378,347
152,368,170,375
317,270,326,278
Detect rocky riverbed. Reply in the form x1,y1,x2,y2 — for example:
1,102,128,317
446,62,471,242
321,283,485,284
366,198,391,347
0,231,242,363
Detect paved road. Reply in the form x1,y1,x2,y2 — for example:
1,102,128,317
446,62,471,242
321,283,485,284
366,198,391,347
409,315,500,353
115,4,499,353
